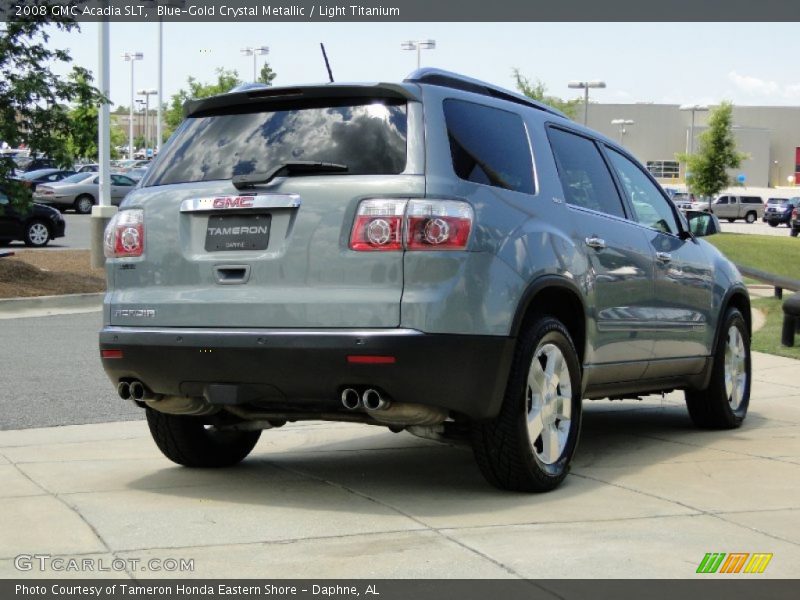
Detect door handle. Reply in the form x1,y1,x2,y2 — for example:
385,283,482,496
656,252,672,262
585,237,606,250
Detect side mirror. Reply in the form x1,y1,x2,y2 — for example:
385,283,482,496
685,210,721,237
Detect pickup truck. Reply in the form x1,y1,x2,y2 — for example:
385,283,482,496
692,194,764,223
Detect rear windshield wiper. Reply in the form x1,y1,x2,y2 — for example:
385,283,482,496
232,161,348,190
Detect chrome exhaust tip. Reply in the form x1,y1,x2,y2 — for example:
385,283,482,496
341,388,361,410
117,381,131,400
363,388,390,411
129,381,146,401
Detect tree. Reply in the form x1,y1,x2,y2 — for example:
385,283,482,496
0,14,106,210
64,70,102,161
677,102,745,208
512,69,581,119
164,68,242,138
257,62,277,86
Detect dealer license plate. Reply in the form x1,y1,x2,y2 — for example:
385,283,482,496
205,214,271,251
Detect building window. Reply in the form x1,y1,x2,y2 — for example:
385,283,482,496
646,160,680,180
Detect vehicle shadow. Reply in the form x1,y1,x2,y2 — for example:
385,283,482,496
127,399,769,515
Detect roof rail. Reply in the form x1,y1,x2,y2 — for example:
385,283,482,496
404,68,568,119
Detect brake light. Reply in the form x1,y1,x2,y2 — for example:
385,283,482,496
793,208,799,219
406,200,473,250
349,199,474,251
350,199,405,251
104,209,144,258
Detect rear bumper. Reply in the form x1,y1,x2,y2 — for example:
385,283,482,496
99,326,516,420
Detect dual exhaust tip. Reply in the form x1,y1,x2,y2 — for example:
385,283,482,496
117,380,148,402
341,388,389,411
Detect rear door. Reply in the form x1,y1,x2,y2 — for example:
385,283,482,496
109,92,423,329
546,126,655,375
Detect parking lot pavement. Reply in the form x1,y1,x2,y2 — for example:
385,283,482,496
721,220,794,237
1,350,799,579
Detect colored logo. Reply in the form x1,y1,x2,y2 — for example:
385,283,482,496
696,552,772,574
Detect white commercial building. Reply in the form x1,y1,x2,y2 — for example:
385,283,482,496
582,103,800,189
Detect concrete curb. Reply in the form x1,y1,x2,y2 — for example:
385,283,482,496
0,292,103,318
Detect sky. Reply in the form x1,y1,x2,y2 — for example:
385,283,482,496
43,21,800,110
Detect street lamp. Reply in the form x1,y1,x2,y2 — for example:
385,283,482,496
137,88,157,156
401,40,436,69
240,46,269,82
611,119,635,145
679,104,709,155
568,80,606,126
122,51,143,160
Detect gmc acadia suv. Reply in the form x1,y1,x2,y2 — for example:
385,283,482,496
100,70,751,492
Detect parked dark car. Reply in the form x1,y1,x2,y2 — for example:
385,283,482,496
15,156,57,173
790,205,800,237
763,197,799,227
17,168,77,192
0,187,66,247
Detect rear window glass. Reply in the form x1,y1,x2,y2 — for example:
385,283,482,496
443,99,535,195
145,100,408,187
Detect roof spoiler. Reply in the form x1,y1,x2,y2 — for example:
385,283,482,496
183,82,420,118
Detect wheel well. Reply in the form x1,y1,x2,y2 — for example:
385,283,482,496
518,286,586,365
725,291,752,339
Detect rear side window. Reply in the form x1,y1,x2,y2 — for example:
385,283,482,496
443,99,534,195
743,196,763,204
145,100,408,187
547,127,625,218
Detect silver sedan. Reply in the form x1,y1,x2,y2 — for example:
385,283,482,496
33,172,138,214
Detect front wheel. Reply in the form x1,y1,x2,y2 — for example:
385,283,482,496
685,308,750,429
471,316,582,492
768,221,778,228
745,212,757,223
23,221,51,247
146,407,261,467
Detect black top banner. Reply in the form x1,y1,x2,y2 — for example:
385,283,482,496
1,0,799,22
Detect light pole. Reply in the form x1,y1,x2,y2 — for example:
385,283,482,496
401,40,436,69
137,89,157,156
568,80,606,126
122,51,143,160
773,160,780,187
240,46,269,82
611,119,635,145
679,104,709,155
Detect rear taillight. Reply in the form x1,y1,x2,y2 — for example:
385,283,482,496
793,208,799,219
104,209,144,258
350,199,405,251
349,199,474,252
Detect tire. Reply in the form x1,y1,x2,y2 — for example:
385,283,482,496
145,407,261,468
685,308,750,429
791,228,799,238
745,212,756,224
471,316,582,492
726,218,735,223
23,221,51,247
768,221,778,228
74,194,95,215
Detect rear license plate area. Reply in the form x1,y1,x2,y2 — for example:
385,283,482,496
205,214,271,251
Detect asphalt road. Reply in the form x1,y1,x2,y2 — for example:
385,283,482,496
0,310,141,430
